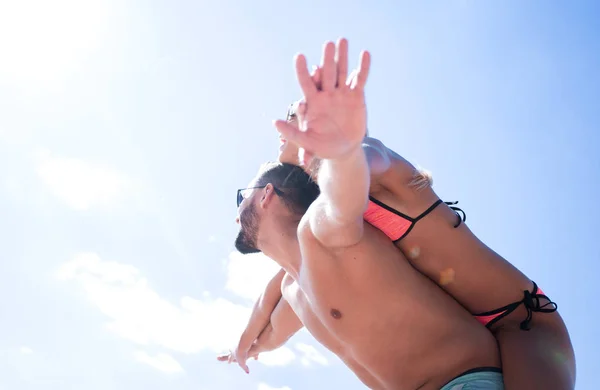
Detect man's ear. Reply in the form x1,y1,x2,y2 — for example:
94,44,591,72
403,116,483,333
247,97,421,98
259,183,276,209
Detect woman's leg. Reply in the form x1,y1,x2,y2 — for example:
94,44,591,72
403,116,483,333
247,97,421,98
494,313,575,390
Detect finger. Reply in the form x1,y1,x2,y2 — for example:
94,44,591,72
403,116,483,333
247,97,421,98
346,68,358,87
320,41,336,91
217,355,230,362
310,65,318,76
336,38,349,88
296,101,307,121
274,119,311,149
354,50,371,90
310,65,322,90
238,360,250,374
295,54,318,97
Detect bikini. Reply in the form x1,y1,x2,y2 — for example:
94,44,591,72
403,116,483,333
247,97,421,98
363,197,557,329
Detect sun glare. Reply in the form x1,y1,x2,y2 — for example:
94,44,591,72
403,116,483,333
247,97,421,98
0,0,112,88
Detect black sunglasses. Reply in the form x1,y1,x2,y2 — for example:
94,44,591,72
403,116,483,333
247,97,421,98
286,101,298,122
237,186,285,207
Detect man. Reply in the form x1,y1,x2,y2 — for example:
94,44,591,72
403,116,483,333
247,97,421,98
228,39,504,389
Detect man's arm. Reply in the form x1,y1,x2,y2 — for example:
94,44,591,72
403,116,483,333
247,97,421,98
235,268,285,355
274,39,371,248
308,145,370,248
247,297,304,356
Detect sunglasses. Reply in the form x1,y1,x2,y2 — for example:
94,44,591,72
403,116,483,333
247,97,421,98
237,186,285,207
286,101,299,122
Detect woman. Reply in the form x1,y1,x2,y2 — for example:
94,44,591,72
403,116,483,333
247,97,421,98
221,96,575,389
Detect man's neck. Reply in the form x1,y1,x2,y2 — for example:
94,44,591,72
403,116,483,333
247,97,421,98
259,219,302,279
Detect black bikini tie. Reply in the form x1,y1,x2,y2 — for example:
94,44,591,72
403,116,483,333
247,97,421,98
474,282,558,330
520,282,558,330
445,201,466,228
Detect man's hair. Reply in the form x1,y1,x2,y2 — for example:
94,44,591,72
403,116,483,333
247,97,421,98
256,162,320,215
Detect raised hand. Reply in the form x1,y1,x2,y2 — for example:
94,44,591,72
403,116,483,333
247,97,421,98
274,38,371,161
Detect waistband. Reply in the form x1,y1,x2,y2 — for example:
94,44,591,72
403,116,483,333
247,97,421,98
440,367,504,390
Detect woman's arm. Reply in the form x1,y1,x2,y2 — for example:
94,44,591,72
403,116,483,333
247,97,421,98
234,268,286,360
218,294,303,373
247,297,304,357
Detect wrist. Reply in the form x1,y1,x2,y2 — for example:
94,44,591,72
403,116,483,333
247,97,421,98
318,145,367,185
326,143,364,164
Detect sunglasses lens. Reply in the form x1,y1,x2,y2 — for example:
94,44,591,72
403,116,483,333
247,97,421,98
237,191,242,207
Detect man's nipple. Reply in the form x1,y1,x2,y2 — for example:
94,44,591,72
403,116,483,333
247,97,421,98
330,308,342,319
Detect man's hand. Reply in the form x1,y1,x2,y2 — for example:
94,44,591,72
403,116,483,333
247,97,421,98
274,38,371,161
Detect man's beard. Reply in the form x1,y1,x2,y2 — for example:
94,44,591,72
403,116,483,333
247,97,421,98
235,203,261,254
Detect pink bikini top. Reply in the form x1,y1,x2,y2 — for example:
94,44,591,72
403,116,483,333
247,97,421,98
363,197,465,242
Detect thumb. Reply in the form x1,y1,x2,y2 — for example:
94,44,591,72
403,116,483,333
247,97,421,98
273,119,310,149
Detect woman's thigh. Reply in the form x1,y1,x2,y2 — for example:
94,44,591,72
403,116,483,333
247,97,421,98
495,315,576,390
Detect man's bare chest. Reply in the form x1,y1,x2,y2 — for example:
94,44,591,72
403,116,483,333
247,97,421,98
281,275,347,353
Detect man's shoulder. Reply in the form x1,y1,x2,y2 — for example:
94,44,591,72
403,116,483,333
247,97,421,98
296,202,325,248
298,203,368,258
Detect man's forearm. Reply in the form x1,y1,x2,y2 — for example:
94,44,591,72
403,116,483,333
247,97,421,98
236,269,285,352
318,145,370,224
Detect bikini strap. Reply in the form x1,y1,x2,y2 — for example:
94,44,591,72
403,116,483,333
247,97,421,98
445,201,466,228
474,282,558,330
412,199,466,228
412,199,444,223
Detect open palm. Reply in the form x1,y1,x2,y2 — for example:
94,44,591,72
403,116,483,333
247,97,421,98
274,39,371,160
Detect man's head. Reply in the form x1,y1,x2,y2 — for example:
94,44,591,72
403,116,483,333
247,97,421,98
234,162,320,254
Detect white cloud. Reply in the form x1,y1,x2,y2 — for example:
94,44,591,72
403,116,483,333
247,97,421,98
294,343,329,367
34,150,134,211
57,252,252,354
134,351,183,374
19,347,33,355
255,347,296,367
58,252,301,371
226,252,283,301
257,383,292,390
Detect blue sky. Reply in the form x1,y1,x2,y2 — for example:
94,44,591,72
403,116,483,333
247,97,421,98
0,1,598,389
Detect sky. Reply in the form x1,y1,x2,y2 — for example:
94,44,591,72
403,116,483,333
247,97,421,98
0,0,598,389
